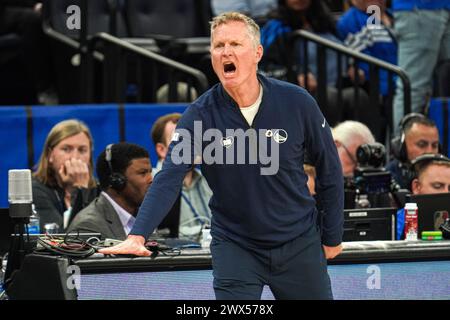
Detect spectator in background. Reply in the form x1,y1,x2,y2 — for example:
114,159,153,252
392,0,450,134
68,143,153,240
396,153,450,240
332,120,376,177
151,113,213,240
33,120,98,232
211,0,277,26
337,0,397,97
386,113,440,190
0,1,56,104
260,0,373,128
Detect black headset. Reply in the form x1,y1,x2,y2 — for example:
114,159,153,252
410,153,450,181
105,144,127,191
391,113,442,163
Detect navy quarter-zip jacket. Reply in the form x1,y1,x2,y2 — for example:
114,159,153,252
131,74,344,248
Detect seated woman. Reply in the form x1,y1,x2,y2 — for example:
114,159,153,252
260,0,374,127
32,119,98,232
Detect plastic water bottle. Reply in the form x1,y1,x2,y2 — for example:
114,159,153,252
28,204,40,235
201,226,212,249
404,203,418,241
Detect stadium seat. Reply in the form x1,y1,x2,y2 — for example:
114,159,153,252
42,0,128,38
125,0,210,38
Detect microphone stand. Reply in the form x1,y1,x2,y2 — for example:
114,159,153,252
3,216,31,291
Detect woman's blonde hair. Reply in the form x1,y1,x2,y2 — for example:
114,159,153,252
33,119,96,188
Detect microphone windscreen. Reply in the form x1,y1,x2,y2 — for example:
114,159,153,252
8,169,32,204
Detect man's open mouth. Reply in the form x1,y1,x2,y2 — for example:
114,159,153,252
223,62,236,74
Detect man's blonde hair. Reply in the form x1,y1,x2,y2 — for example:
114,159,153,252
210,12,261,48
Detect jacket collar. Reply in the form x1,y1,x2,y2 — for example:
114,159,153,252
96,193,127,240
219,73,269,110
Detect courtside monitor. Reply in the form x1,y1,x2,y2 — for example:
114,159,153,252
343,207,396,241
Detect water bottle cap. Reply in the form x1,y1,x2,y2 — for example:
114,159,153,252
405,202,418,210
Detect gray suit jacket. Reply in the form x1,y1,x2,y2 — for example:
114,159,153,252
67,193,127,240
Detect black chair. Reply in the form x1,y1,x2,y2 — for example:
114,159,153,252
41,0,129,103
125,0,210,39
42,0,128,38
0,33,37,105
125,0,214,87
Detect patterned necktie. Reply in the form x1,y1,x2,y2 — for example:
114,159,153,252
127,216,136,232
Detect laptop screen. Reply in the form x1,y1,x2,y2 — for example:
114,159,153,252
406,193,450,235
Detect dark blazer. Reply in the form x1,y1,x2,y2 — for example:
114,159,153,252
67,193,127,240
32,178,98,232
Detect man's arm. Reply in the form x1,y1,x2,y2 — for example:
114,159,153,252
100,106,203,256
302,93,344,255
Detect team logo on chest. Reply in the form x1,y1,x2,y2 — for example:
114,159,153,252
222,136,234,148
273,129,288,144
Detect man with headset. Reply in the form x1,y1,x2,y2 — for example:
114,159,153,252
67,143,153,240
396,153,450,239
386,113,441,190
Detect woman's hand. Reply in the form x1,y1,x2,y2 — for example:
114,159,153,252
59,158,90,189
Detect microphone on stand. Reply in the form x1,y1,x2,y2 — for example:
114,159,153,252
4,169,33,288
8,169,33,219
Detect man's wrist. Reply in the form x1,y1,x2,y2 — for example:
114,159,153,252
128,234,146,245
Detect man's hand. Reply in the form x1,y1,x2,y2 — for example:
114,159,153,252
322,244,343,260
59,158,90,189
98,235,151,257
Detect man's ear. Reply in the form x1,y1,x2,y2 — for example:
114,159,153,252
411,178,420,194
155,142,167,159
255,44,263,63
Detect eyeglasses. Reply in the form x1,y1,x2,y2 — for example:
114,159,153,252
338,142,357,166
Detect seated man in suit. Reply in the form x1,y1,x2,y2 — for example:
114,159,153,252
67,142,152,240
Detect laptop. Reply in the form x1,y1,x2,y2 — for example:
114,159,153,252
343,207,397,241
406,193,450,236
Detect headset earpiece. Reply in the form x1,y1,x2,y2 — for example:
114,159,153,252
105,144,127,191
392,113,428,163
410,153,450,183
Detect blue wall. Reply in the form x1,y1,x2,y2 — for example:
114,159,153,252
0,103,188,208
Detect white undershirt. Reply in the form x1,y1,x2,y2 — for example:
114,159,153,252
240,84,263,126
